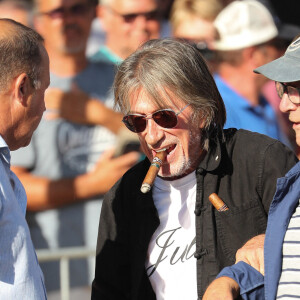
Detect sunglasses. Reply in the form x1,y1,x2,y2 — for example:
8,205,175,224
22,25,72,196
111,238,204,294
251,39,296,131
275,82,300,104
122,104,190,133
40,2,93,19
108,7,160,23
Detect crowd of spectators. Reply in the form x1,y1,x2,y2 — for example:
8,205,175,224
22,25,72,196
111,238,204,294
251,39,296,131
0,0,299,299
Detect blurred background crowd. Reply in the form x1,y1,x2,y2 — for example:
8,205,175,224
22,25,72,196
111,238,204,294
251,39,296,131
0,0,299,299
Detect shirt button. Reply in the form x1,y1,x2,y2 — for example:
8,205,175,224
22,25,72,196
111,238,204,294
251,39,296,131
194,249,208,259
194,207,201,216
197,168,206,175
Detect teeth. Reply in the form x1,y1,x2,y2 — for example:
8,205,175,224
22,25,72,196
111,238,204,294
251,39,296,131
156,148,167,152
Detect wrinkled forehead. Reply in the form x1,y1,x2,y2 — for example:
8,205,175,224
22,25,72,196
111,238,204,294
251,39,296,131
126,86,185,113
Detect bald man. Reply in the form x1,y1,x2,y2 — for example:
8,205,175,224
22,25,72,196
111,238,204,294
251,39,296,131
0,19,50,299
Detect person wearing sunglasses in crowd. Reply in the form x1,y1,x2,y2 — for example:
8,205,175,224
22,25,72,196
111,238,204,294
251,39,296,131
91,38,298,300
90,0,161,65
203,35,300,300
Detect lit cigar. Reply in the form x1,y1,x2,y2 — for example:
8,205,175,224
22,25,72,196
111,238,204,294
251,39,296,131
209,193,229,211
141,150,167,193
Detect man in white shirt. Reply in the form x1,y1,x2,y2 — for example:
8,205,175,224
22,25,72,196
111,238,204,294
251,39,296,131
92,38,298,299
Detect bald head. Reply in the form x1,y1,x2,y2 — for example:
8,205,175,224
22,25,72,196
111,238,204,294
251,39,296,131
0,18,44,92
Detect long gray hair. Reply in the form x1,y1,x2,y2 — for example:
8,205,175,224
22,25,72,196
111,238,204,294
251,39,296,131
114,38,226,150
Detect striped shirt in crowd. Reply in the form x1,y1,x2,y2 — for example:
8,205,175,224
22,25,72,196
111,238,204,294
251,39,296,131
277,199,300,299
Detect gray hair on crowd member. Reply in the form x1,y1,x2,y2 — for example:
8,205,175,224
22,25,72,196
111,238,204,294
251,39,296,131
114,38,226,150
0,18,44,91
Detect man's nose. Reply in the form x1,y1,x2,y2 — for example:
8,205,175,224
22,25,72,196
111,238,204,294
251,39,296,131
144,118,164,146
134,14,148,28
279,93,297,113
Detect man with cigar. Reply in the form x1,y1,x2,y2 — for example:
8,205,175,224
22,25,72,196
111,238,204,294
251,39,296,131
203,35,300,300
91,39,298,300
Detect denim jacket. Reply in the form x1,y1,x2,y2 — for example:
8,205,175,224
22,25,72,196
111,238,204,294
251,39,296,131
217,161,300,300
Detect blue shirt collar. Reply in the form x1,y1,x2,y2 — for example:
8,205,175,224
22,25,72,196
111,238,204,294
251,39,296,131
0,135,11,164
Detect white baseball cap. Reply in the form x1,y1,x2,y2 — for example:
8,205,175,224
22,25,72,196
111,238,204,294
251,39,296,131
213,0,278,51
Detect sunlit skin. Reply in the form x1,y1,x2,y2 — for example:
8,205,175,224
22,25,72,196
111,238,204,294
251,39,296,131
0,3,31,27
17,46,50,149
128,89,205,179
99,0,160,59
279,81,300,147
35,0,95,55
255,45,284,90
3,44,50,151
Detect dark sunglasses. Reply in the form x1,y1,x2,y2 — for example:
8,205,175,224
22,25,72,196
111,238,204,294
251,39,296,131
122,104,190,133
40,2,93,19
275,81,300,104
109,7,160,23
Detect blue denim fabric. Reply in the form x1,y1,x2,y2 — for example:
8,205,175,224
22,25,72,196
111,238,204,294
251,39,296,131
217,262,264,300
216,161,300,300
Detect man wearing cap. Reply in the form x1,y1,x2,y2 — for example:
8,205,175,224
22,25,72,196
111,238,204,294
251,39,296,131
203,35,300,300
213,0,289,145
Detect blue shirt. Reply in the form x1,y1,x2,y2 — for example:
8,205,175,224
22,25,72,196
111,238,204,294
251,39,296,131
217,161,300,300
214,74,288,144
0,136,47,299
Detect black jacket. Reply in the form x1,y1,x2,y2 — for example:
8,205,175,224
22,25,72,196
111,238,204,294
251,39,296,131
92,129,298,300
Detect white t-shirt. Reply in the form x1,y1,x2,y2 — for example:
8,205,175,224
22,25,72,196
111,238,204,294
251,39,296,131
146,171,197,299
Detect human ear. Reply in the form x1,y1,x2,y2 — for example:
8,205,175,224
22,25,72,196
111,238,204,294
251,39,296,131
247,46,267,68
14,73,31,107
97,5,111,31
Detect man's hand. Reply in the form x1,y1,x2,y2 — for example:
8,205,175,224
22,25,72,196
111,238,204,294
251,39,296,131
235,234,265,275
203,276,240,300
85,148,140,195
44,87,124,133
